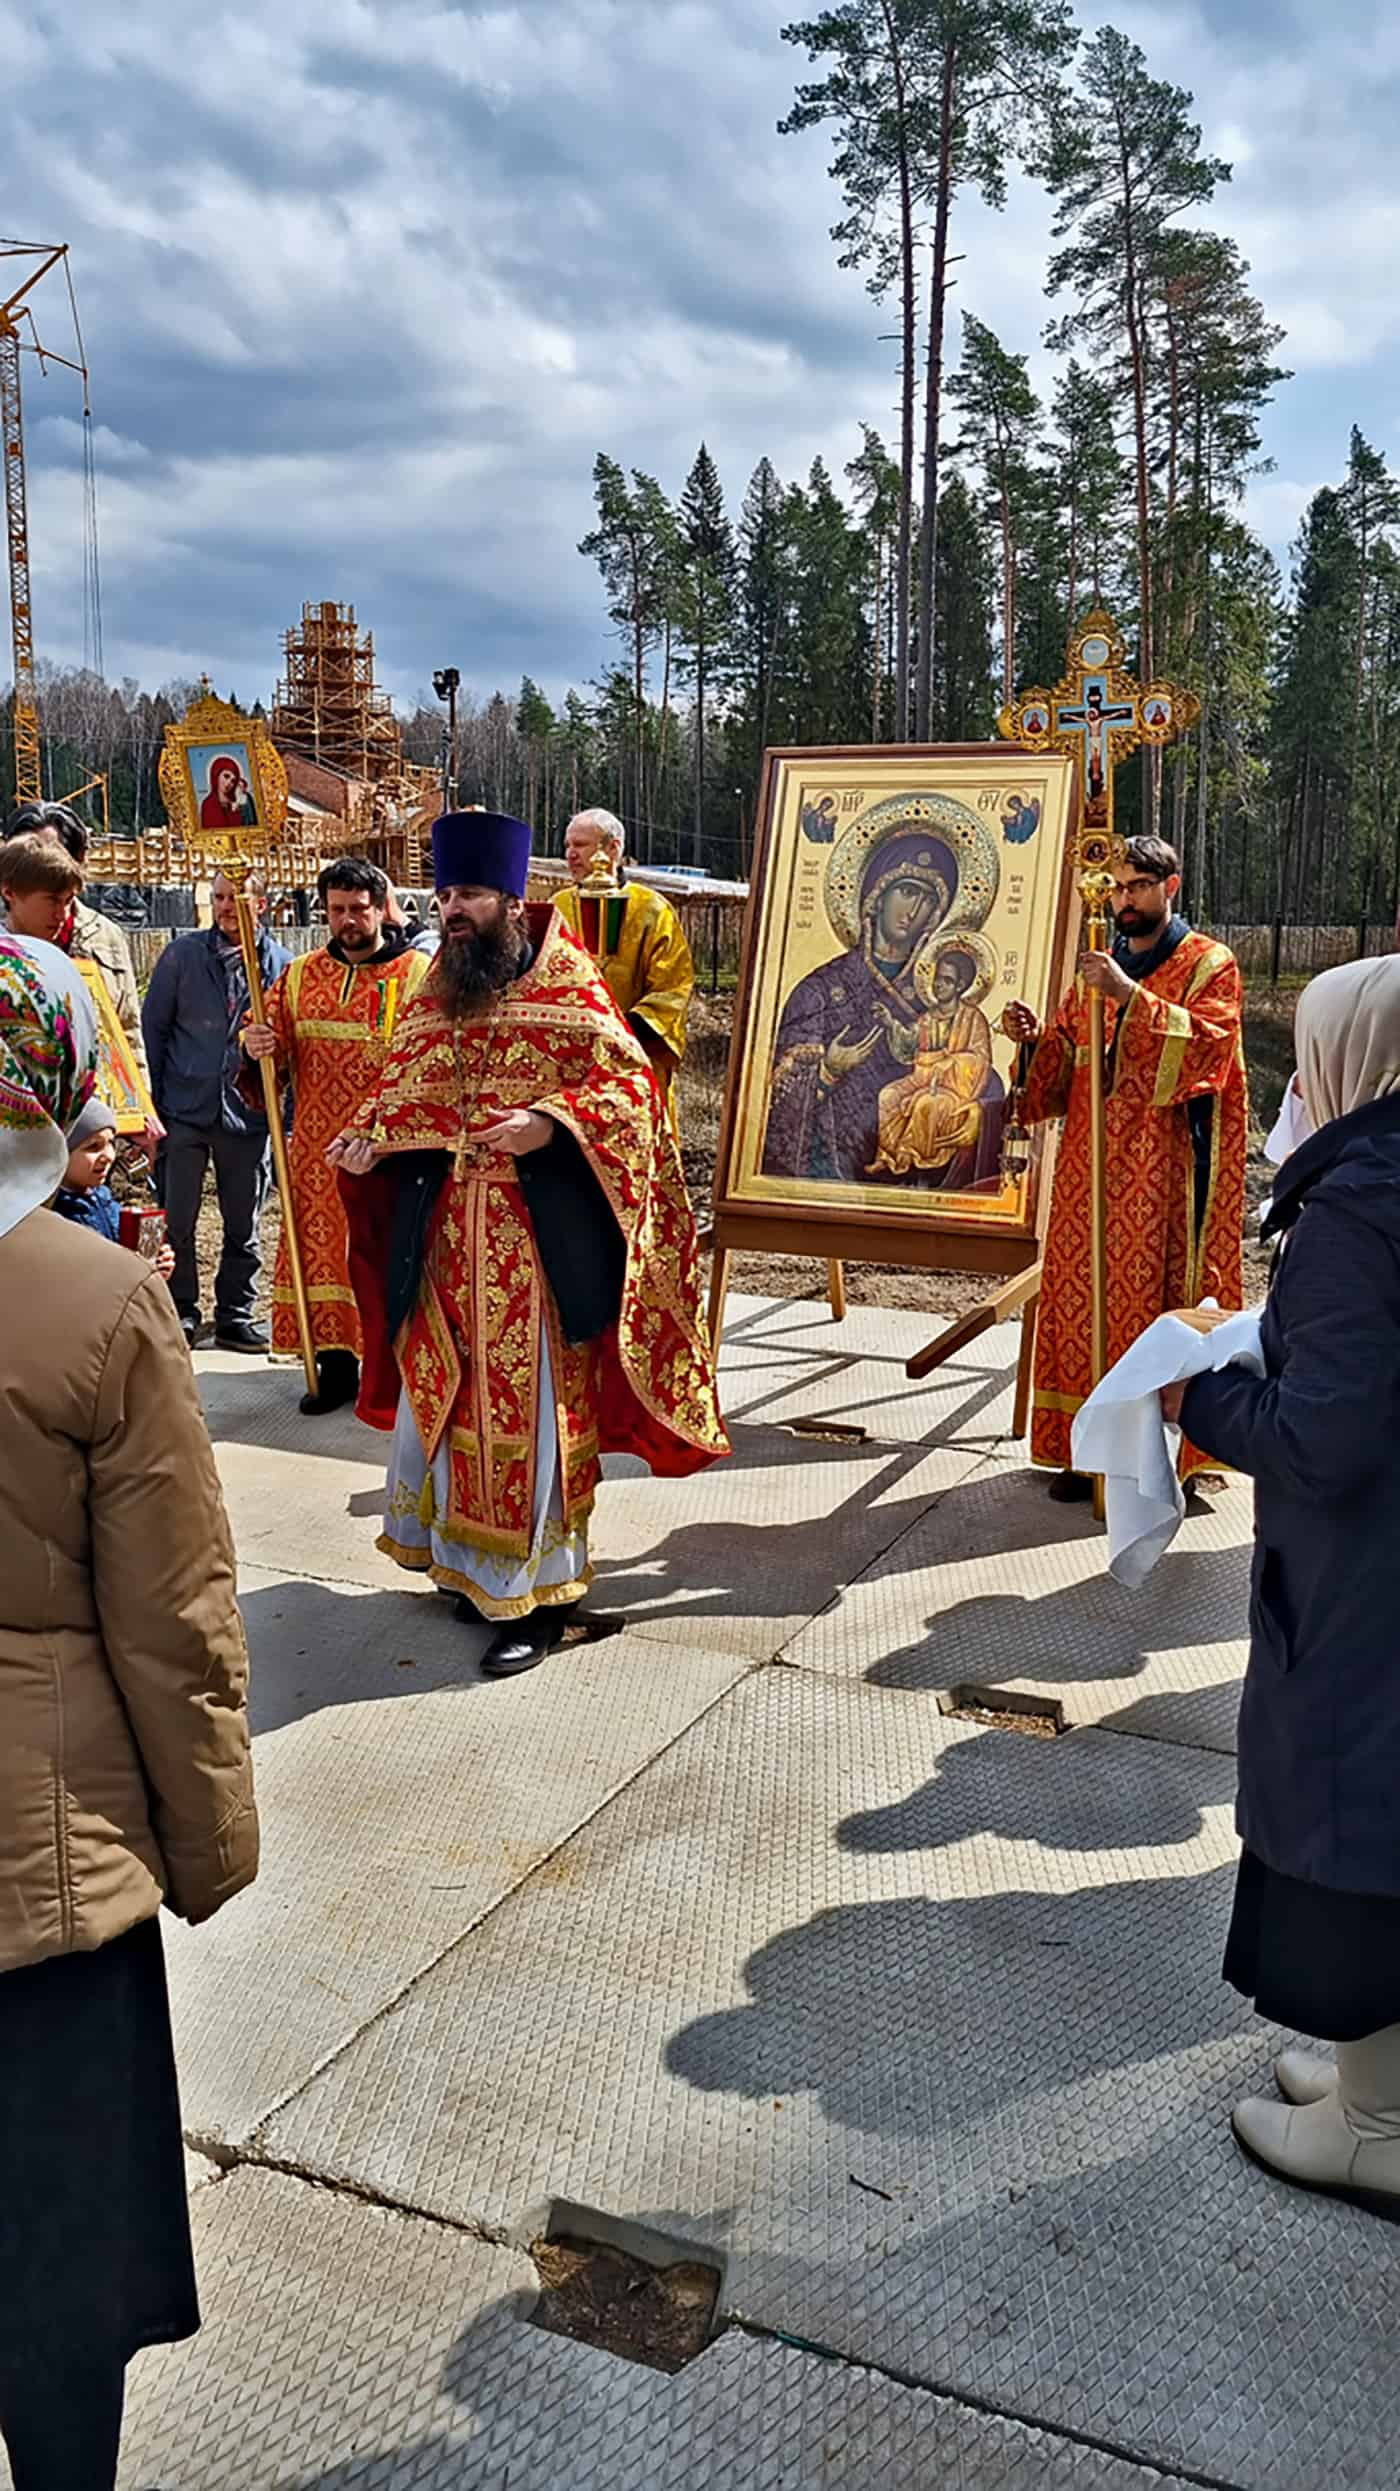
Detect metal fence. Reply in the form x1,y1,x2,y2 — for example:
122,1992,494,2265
1209,920,1398,980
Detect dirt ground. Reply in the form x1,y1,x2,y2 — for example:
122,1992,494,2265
154,983,1292,1324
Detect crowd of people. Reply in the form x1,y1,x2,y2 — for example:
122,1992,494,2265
1,787,1398,2487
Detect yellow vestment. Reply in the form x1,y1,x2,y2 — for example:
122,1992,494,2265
554,880,694,1101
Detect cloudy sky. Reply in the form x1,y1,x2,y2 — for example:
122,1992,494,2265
7,0,1397,712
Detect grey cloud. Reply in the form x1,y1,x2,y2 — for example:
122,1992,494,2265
6,0,1396,706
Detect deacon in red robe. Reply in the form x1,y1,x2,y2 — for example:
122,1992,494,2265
331,808,730,1678
1006,833,1247,1499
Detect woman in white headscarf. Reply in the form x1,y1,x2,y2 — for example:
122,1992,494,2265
0,934,258,2490
1180,954,1400,2217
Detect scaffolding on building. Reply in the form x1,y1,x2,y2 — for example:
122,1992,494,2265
271,600,402,783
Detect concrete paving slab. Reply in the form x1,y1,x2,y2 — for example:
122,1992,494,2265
260,1671,1400,2491
198,1350,385,1465
216,1437,407,1587
589,1426,997,1660
783,1457,1251,1749
203,1310,1019,1604
169,1571,749,2145
716,1289,1022,1449
103,2168,1205,2491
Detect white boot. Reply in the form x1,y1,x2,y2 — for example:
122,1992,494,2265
1234,2023,1400,2217
1274,2049,1337,2106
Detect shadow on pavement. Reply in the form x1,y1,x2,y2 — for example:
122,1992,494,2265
862,1539,1250,1696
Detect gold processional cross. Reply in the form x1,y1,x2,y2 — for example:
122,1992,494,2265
997,611,1201,1456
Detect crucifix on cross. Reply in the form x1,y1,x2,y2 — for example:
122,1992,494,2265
997,610,1200,841
994,612,1203,1505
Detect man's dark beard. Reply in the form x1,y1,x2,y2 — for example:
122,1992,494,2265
433,912,526,1018
1116,900,1169,940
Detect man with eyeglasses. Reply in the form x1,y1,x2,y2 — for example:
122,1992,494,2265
1004,834,1246,1502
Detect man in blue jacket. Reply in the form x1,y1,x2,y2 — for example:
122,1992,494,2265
142,870,291,1348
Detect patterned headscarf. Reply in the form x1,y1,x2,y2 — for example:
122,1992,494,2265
0,933,98,1241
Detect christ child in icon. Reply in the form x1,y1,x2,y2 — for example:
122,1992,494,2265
867,941,997,1181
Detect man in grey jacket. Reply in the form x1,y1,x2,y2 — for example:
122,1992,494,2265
142,872,290,1349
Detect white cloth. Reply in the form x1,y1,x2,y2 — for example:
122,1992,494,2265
1258,1075,1311,1228
1071,1306,1266,1588
379,1319,591,1619
1264,1074,1311,1168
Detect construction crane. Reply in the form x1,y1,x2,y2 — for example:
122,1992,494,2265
1,240,100,809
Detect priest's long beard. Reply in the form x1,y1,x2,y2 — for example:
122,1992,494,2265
433,911,526,1019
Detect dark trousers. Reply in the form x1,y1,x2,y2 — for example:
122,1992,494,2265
0,2360,124,2491
160,1121,270,1325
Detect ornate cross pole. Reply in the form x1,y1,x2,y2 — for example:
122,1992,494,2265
998,610,1201,1420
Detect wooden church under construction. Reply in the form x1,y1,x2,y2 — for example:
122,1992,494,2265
270,601,438,889
84,600,439,895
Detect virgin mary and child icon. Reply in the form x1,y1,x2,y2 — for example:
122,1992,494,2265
761,792,1006,1193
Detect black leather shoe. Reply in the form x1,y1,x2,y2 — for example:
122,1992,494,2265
215,1319,270,1354
178,1306,201,1346
480,1608,571,1676
1047,1469,1094,1503
299,1351,360,1415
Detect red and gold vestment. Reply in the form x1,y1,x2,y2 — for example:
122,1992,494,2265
1022,929,1247,1479
353,908,728,1577
257,942,429,1356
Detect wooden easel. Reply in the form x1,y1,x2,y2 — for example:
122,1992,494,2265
706,1245,845,1347
904,1259,1041,1438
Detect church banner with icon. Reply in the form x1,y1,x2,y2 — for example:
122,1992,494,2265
714,745,1078,1263
74,956,157,1135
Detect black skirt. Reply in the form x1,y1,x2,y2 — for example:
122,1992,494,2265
1224,1846,1400,2043
0,1915,199,2378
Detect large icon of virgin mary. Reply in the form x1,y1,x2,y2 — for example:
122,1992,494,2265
761,791,999,1188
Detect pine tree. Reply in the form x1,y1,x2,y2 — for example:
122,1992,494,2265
948,313,1041,703
1272,490,1359,921
846,423,903,736
782,460,872,745
1037,24,1230,823
1048,360,1130,625
737,458,790,774
781,0,922,736
677,445,738,866
578,455,671,827
515,677,556,834
931,471,995,736
906,0,1077,740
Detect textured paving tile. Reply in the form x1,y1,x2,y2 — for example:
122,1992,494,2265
590,1425,996,1660
260,1670,1400,2491
198,1351,387,1463
102,2168,1204,2491
169,1572,748,2145
716,1289,1022,1449
783,1457,1250,1750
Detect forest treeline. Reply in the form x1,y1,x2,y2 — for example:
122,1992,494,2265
3,10,1395,928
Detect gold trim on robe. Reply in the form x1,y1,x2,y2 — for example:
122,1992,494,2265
354,909,728,1563
1021,929,1247,1480
255,941,430,1357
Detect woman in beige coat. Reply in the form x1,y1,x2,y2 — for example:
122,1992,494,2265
0,931,258,2491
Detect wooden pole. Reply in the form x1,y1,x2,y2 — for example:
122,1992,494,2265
233,887,318,1399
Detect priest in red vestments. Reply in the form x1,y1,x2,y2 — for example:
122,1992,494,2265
330,809,729,1678
1005,834,1247,1500
241,855,429,1415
